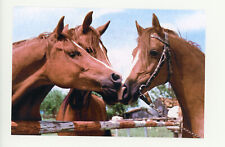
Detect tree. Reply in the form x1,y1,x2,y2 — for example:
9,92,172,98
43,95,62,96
92,91,139,119
40,90,66,118
106,101,139,119
149,83,176,101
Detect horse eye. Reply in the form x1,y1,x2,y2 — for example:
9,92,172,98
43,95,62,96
150,50,159,57
68,51,81,58
85,48,93,53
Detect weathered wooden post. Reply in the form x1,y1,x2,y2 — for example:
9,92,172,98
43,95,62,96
144,127,148,137
127,128,130,137
11,119,179,135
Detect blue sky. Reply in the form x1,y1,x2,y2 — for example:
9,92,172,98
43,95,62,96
13,7,206,107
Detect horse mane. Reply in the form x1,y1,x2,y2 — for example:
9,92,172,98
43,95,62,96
169,28,202,51
13,40,27,46
38,32,52,39
176,34,202,52
62,90,74,116
13,32,52,49
73,26,102,45
187,40,201,50
71,25,108,54
62,89,91,116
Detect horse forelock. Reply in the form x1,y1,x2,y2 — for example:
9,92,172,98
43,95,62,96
74,26,102,49
71,25,110,65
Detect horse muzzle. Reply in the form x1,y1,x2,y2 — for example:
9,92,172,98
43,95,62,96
119,81,140,105
99,72,122,105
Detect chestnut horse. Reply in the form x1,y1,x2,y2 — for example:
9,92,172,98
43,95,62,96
57,11,112,136
12,16,122,126
121,14,204,138
57,90,110,136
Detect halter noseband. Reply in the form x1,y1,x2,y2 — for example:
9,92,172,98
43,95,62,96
139,32,172,104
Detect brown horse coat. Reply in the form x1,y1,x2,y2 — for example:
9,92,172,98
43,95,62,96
121,14,204,138
57,90,110,136
56,11,114,136
12,14,121,126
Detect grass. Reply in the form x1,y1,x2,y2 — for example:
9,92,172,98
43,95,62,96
111,127,174,137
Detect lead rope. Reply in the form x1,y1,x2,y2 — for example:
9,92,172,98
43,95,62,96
182,127,201,138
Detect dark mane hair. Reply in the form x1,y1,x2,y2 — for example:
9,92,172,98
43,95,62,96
70,25,107,54
72,25,101,42
165,28,202,50
186,40,201,50
175,29,202,50
13,32,52,49
13,39,27,46
62,89,91,116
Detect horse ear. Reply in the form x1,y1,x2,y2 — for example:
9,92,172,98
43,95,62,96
82,11,93,33
96,21,110,36
135,20,144,36
62,24,69,34
53,16,65,38
152,13,162,31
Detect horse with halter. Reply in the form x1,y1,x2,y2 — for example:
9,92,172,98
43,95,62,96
12,15,122,132
56,11,114,136
120,14,205,138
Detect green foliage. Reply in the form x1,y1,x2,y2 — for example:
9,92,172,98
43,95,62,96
149,83,176,101
40,90,66,117
106,101,138,119
92,91,139,118
105,83,175,118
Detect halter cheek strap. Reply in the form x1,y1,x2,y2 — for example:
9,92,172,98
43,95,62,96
151,32,173,82
139,32,173,104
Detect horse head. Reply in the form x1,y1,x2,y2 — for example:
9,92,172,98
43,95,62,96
62,11,111,66
12,15,122,105
46,15,122,105
61,11,121,105
120,14,177,104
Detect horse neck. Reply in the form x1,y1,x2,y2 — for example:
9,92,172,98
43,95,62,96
12,85,53,121
12,38,51,105
62,89,91,117
169,35,205,136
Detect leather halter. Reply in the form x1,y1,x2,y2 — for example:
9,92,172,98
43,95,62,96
138,32,201,138
139,32,172,104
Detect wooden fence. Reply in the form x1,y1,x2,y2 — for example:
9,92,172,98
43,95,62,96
11,119,180,135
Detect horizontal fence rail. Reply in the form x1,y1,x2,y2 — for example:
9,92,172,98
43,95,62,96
11,119,180,135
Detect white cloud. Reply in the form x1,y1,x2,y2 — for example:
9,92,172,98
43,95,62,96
162,12,206,32
93,8,125,19
176,12,206,32
108,46,133,81
161,22,178,31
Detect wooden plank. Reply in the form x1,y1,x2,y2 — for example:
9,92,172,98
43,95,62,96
11,120,179,135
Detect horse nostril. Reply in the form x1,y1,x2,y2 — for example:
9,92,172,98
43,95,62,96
111,73,122,89
119,84,129,104
122,84,128,99
111,73,121,81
